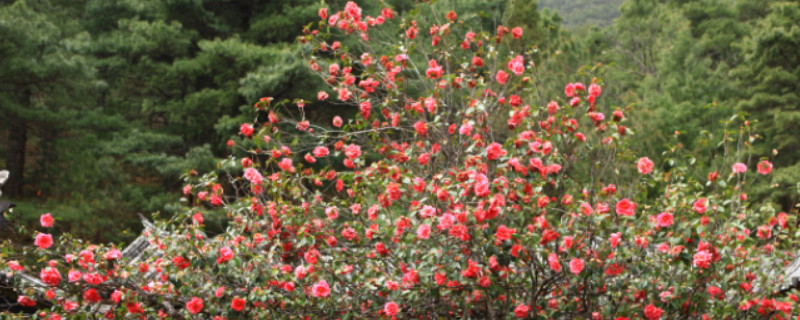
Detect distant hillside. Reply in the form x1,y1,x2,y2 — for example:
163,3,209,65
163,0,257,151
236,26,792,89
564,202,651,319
538,0,625,28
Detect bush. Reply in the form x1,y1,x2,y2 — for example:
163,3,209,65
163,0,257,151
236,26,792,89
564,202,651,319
2,1,794,319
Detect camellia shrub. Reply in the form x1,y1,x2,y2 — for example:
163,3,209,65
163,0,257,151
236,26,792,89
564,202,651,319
1,1,796,319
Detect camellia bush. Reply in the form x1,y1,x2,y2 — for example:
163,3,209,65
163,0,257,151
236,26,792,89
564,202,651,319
2,1,797,319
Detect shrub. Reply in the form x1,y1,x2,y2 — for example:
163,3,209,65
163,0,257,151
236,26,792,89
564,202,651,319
1,1,794,319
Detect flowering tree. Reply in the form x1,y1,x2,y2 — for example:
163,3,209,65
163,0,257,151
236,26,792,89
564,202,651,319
1,1,796,319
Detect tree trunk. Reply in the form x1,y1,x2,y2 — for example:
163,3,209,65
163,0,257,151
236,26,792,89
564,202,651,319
4,113,26,198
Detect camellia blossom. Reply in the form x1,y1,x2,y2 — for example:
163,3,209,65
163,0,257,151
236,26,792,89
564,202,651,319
655,212,674,227
39,267,61,286
514,304,530,318
569,258,584,274
693,198,708,214
244,168,263,185
384,301,399,316
344,144,361,159
547,253,561,272
643,304,663,320
311,280,331,298
231,296,246,311
511,26,523,39
186,297,204,314
732,162,747,174
34,233,53,249
637,157,654,174
615,198,636,216
486,142,507,160
496,70,509,84
416,224,431,239
239,123,254,137
40,213,54,228
757,160,772,175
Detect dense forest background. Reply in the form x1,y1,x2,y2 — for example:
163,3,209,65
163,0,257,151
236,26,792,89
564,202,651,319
1,0,798,244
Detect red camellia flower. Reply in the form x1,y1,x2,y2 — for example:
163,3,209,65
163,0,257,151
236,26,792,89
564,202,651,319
34,233,53,249
496,70,509,84
511,26,523,39
7,261,24,271
39,267,61,286
311,280,331,298
643,304,663,320
637,157,654,174
514,304,530,318
239,123,254,138
127,302,143,314
757,160,772,175
186,297,204,314
615,198,636,216
40,213,54,228
495,225,516,242
17,296,35,307
486,142,507,160
569,258,584,275
231,296,246,311
384,301,400,316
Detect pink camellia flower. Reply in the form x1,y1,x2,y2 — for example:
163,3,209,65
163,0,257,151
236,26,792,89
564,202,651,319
547,253,561,272
564,83,576,97
274,158,293,173
655,212,674,228
615,198,636,216
384,301,400,316
332,116,343,127
609,232,621,248
313,146,330,157
416,224,431,239
426,60,443,79
34,233,53,249
514,304,530,318
244,168,263,185
68,270,82,282
637,157,654,174
731,162,747,174
693,198,708,214
311,280,331,298
569,258,584,275
643,304,663,320
186,297,204,314
104,249,121,260
40,213,54,228
589,83,602,98
692,250,714,269
39,267,61,286
344,144,361,159
217,247,234,264
486,142,507,161
757,160,772,175
111,290,123,304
